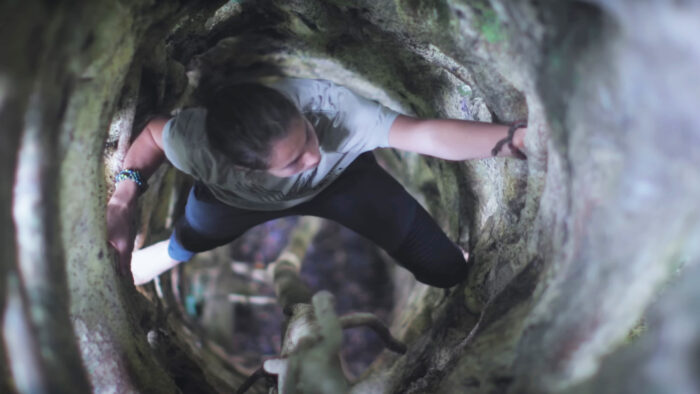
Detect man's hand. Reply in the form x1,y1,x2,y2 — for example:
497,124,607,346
490,121,528,159
512,127,526,152
106,116,169,279
106,181,139,277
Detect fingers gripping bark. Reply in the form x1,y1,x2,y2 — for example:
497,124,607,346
105,117,169,278
106,199,137,278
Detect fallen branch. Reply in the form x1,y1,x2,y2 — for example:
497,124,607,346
227,294,277,305
234,366,265,394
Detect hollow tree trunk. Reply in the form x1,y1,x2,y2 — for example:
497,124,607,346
2,1,700,393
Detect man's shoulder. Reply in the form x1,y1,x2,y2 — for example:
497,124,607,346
266,77,336,105
161,107,209,174
164,108,208,144
171,107,206,130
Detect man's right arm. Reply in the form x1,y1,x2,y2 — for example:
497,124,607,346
113,116,169,200
106,116,170,277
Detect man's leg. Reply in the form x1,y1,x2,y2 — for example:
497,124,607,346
131,184,286,284
297,152,468,288
168,182,284,262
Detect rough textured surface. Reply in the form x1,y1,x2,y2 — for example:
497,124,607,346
568,260,700,394
2,0,700,393
3,1,236,393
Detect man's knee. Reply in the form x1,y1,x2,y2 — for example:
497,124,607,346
390,207,469,288
393,243,468,288
172,217,229,256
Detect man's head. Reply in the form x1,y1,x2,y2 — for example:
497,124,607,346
205,83,320,176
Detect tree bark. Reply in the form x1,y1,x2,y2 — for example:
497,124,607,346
3,1,700,393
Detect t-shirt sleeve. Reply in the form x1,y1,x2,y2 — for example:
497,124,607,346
161,117,182,169
161,108,217,179
270,78,400,153
328,82,400,152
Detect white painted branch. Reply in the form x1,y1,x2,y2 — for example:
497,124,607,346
227,294,277,305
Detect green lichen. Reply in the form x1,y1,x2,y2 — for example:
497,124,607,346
624,256,688,344
624,318,647,343
550,51,563,71
398,0,452,29
458,84,472,97
473,2,505,43
396,286,446,343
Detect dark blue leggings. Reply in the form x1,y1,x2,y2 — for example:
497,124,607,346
168,152,468,288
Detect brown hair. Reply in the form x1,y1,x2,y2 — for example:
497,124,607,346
204,83,300,169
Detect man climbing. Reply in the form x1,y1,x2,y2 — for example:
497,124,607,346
106,78,527,287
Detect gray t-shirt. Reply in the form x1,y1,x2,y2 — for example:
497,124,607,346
162,78,399,210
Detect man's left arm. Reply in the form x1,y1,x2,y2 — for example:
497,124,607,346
387,115,527,160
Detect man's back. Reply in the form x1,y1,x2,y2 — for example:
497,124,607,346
160,78,399,210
